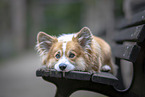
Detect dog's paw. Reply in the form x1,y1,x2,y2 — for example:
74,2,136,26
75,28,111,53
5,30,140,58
101,65,111,72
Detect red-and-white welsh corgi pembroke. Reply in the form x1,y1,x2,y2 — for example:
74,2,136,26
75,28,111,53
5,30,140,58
36,27,116,75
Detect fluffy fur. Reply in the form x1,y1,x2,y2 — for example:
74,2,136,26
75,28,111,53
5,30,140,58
36,27,116,75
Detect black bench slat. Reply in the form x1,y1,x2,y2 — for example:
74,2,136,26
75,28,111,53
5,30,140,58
36,68,62,78
92,73,118,86
36,68,91,80
114,25,145,42
117,10,145,29
36,68,118,85
112,44,140,62
64,71,91,81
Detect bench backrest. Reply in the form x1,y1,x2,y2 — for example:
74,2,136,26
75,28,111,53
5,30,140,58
112,10,145,96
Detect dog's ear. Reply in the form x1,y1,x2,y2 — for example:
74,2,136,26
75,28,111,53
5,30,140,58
36,32,57,56
75,27,92,49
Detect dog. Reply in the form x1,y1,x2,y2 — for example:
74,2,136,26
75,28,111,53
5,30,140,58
36,27,116,75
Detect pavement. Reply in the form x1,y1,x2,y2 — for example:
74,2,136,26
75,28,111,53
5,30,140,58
0,50,106,97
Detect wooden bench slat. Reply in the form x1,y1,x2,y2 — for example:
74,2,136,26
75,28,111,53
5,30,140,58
117,10,145,29
112,44,140,62
36,68,118,85
114,25,145,42
92,73,118,86
64,71,91,81
36,68,62,78
36,68,91,80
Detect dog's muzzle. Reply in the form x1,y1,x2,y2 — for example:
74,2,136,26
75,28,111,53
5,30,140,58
59,63,67,71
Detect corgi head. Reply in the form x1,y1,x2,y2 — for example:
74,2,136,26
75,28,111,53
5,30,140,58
36,27,93,72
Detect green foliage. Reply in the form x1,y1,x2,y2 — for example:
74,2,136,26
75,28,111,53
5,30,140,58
114,0,124,18
42,2,83,36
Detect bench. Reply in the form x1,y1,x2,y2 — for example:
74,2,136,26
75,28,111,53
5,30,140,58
36,10,145,97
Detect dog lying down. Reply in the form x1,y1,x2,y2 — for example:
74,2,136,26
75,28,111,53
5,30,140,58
36,27,117,75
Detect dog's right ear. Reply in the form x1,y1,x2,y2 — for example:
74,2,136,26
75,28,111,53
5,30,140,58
36,32,57,56
75,27,92,50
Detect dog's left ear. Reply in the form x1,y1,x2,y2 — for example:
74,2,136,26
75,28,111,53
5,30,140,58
36,31,57,56
75,27,92,49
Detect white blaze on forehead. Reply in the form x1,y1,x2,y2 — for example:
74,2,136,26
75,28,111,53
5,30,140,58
58,34,75,42
62,42,67,55
58,34,74,55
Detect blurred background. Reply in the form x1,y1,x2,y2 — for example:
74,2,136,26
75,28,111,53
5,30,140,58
0,0,145,97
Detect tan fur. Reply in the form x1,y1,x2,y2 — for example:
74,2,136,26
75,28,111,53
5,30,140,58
92,36,115,74
46,42,63,67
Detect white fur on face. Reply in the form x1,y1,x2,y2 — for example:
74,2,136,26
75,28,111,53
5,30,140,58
54,55,75,71
54,41,75,71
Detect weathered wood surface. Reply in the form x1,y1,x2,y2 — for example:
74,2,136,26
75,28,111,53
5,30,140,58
92,73,118,86
117,10,145,29
114,25,145,42
36,68,118,86
112,44,140,62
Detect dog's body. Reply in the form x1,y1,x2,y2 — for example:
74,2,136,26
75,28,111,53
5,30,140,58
36,27,116,75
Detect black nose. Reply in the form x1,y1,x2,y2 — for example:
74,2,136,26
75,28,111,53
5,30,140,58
59,63,67,71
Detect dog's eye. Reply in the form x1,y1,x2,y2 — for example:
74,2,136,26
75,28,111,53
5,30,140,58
56,53,61,59
55,51,61,59
69,52,76,59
